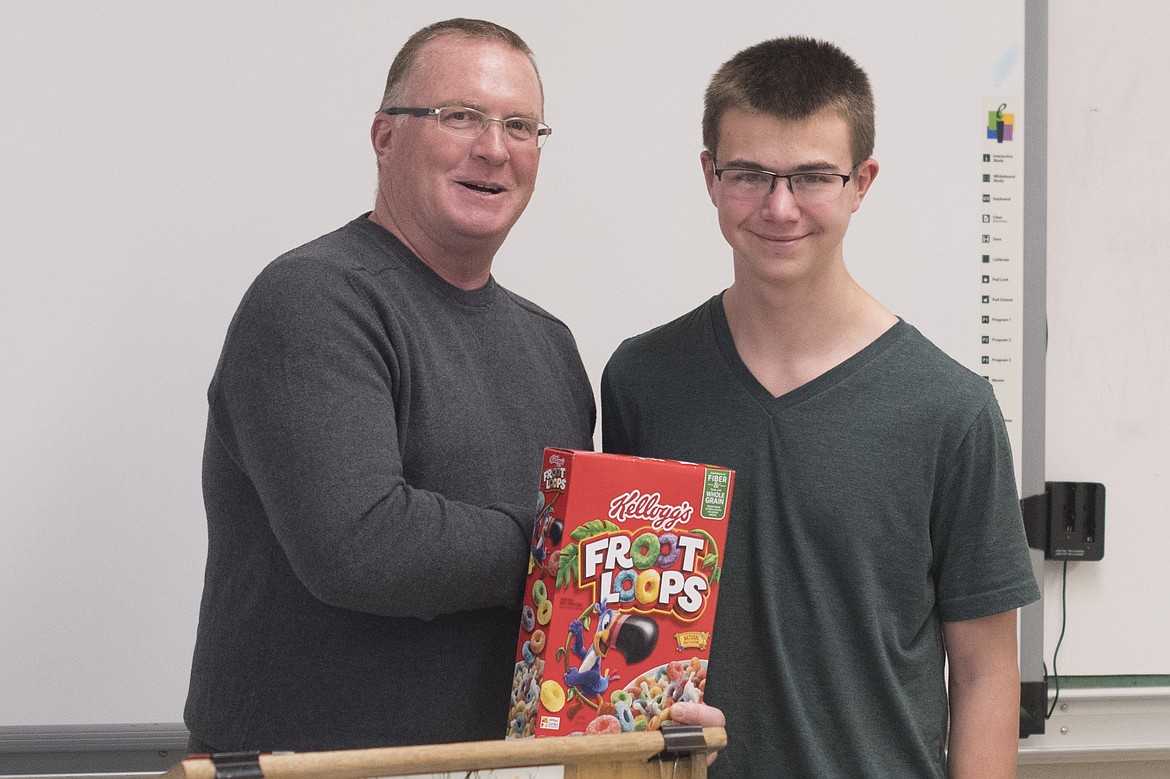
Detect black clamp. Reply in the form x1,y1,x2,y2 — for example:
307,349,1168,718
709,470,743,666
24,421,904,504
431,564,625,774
1021,492,1048,552
211,751,263,779
655,724,708,760
1021,481,1106,561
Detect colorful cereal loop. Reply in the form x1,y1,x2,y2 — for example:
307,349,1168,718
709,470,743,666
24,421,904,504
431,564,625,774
540,680,566,712
536,598,553,625
635,568,661,605
630,532,661,570
613,569,637,603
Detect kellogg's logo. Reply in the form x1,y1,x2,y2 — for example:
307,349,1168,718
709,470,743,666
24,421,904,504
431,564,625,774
608,490,693,532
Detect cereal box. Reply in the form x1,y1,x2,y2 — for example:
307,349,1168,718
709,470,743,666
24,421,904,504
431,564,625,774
506,448,735,738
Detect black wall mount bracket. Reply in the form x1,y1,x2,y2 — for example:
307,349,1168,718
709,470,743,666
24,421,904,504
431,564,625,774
1022,481,1106,561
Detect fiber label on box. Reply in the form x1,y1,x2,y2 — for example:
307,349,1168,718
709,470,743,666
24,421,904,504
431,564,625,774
701,468,731,520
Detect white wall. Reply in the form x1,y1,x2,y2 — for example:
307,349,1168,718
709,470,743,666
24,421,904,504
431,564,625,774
2,0,1034,725
1043,0,1170,676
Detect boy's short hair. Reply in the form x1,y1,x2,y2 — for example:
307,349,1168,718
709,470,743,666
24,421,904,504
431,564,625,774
703,36,875,165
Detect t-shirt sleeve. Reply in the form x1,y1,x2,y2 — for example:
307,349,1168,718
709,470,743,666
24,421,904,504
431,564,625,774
207,258,534,620
931,395,1041,622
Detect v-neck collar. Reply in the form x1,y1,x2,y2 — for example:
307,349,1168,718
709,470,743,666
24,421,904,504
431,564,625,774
708,293,909,415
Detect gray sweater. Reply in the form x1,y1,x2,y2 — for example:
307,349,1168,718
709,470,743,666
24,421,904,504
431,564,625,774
185,216,595,751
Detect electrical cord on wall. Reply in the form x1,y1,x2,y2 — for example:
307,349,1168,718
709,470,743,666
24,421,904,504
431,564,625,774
1043,560,1069,718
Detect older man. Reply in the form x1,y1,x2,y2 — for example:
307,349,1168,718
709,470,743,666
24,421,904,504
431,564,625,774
184,19,594,753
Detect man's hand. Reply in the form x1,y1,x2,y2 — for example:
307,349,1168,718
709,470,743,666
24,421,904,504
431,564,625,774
666,701,726,765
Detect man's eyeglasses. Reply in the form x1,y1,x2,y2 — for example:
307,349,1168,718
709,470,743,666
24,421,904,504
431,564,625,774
382,106,552,148
712,164,855,204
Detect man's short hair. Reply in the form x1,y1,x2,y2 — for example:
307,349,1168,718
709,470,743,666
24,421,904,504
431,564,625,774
702,36,875,165
379,18,542,111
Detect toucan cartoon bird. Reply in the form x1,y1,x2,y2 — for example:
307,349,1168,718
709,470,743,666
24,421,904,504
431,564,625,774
530,492,563,567
564,597,658,699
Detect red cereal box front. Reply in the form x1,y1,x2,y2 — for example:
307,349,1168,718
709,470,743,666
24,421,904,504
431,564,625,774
506,448,735,738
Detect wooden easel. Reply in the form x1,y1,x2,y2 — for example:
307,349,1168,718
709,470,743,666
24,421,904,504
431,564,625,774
161,726,726,779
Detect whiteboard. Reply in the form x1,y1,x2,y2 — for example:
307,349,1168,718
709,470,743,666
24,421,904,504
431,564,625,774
1042,0,1170,676
0,0,1026,725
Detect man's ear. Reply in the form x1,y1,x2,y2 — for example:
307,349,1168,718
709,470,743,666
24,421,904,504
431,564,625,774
851,156,879,212
700,150,718,206
371,111,394,163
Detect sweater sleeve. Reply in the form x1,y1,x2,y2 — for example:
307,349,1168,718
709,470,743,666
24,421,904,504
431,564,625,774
207,256,534,621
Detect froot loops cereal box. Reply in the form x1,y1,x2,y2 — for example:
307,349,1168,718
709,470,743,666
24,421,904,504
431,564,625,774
506,448,734,739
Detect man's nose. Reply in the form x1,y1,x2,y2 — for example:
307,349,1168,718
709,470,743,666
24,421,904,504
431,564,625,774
472,122,511,163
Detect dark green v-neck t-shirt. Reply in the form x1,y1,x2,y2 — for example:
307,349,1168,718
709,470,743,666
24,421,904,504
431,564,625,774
602,294,1038,778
